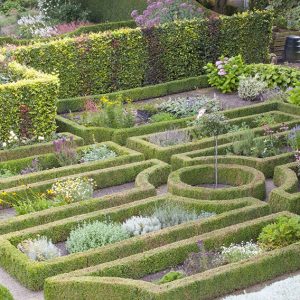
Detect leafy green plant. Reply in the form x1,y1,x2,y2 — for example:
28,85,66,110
288,126,300,151
258,216,300,250
0,168,15,178
80,145,117,163
255,114,277,127
288,82,300,106
149,112,177,123
221,241,262,263
204,55,246,93
66,221,130,253
17,235,61,261
158,271,185,284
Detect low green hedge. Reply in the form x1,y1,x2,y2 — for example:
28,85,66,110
0,133,83,162
127,102,300,162
44,212,299,300
171,141,295,178
0,141,144,189
0,284,13,300
57,75,209,113
269,162,300,214
0,55,59,142
0,195,269,290
0,159,169,235
168,164,265,200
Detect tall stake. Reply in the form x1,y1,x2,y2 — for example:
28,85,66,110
214,135,218,188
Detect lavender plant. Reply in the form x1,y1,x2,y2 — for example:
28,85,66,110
20,158,41,175
131,0,205,28
53,136,78,167
148,129,192,147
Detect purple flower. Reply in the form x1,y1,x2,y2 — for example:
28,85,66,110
218,69,227,76
131,10,139,18
215,60,223,66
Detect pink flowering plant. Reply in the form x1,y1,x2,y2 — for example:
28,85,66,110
204,55,246,93
131,0,205,28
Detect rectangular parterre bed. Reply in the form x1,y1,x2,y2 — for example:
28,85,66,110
269,162,300,214
126,101,300,163
44,212,300,300
0,159,170,230
0,133,84,162
0,195,269,290
0,141,144,189
171,134,295,178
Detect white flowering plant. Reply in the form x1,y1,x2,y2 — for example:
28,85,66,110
50,177,95,204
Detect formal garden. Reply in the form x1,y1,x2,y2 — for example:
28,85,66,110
0,0,300,299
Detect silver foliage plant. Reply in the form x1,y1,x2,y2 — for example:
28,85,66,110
122,216,161,236
158,95,221,118
17,236,61,261
238,76,267,101
80,145,117,163
66,221,130,253
148,129,191,147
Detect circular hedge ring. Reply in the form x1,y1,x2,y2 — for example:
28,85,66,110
168,164,265,200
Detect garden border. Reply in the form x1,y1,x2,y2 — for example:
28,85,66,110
0,195,269,290
43,212,300,300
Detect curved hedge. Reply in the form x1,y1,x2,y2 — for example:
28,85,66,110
168,164,265,200
269,162,300,214
0,195,269,290
0,284,13,300
44,212,300,300
10,11,273,98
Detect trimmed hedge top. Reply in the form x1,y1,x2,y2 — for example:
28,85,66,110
9,11,273,98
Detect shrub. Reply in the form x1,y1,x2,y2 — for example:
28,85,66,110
238,76,267,101
66,221,130,253
150,112,177,123
53,136,78,167
158,271,185,284
148,130,192,147
288,82,300,106
204,55,246,93
158,95,220,118
0,284,13,300
288,126,300,150
122,216,161,236
0,168,15,178
17,236,61,261
220,241,262,263
131,0,205,28
80,145,117,163
258,216,300,250
152,203,215,229
51,177,95,204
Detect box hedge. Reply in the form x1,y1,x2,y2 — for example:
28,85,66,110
43,212,299,300
10,11,273,99
0,159,170,235
0,284,13,300
0,195,269,290
0,141,144,189
0,55,59,142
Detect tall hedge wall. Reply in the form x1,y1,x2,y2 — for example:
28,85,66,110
0,55,59,141
10,11,273,99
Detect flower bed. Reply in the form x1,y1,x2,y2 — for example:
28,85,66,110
43,212,300,300
269,162,300,214
0,159,170,235
0,195,269,290
0,141,144,189
127,101,300,162
168,164,265,200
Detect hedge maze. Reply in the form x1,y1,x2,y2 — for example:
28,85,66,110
0,94,300,300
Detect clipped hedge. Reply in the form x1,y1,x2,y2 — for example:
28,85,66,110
0,55,59,142
168,164,266,200
0,159,170,235
10,11,273,98
0,284,13,300
126,102,300,162
269,162,300,214
0,195,269,290
171,141,295,178
0,133,83,163
44,212,300,300
0,141,144,189
57,75,209,113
